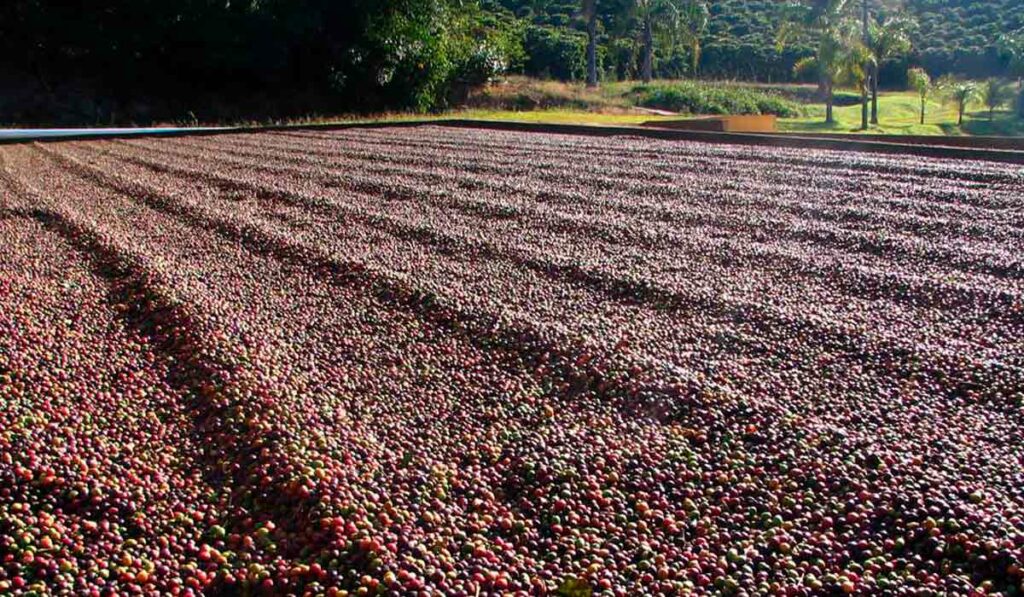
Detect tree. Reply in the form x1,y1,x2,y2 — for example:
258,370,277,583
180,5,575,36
623,0,707,80
792,43,841,124
938,76,979,126
523,26,588,81
867,14,913,124
906,67,931,125
679,0,710,77
845,37,873,130
781,0,854,125
636,0,658,82
638,0,708,79
631,0,691,82
980,78,1012,120
583,0,599,87
831,15,872,130
859,0,870,130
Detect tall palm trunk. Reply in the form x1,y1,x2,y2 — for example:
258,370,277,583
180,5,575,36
870,70,879,124
825,80,834,124
642,16,654,83
585,0,598,88
861,0,870,128
861,83,869,129
691,40,700,78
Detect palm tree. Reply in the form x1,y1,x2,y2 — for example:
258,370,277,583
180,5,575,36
858,0,870,129
636,0,658,82
844,37,873,130
792,40,842,125
640,0,708,80
633,0,702,83
866,14,913,124
630,0,696,82
906,67,931,125
679,0,710,77
831,16,873,129
583,0,599,87
779,0,853,125
939,76,979,126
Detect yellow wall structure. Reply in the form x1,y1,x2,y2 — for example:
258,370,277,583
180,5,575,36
645,115,777,133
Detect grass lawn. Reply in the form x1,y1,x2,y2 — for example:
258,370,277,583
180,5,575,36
270,109,677,128
449,108,677,126
778,92,954,135
458,79,1024,137
241,81,1022,137
961,111,1024,136
776,91,1024,136
449,94,1022,135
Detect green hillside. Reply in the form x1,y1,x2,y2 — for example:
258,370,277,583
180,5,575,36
490,0,1024,84
909,0,1024,77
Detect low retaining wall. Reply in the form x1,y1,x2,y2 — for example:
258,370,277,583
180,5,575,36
2,119,1022,165
439,120,1024,165
754,131,1024,152
643,115,778,133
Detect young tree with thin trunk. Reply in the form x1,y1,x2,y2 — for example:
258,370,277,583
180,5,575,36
906,67,931,125
981,78,1012,121
938,76,979,126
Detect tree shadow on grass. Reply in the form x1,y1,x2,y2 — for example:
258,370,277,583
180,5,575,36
961,110,1024,137
781,120,863,134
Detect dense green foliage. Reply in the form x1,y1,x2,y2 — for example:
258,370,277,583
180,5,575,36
523,25,590,81
0,0,1020,124
909,0,1023,78
495,0,1024,84
631,81,804,115
0,0,503,124
703,0,815,82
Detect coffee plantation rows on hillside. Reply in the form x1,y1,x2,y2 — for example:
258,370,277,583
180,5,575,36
495,0,1023,83
1,127,1022,595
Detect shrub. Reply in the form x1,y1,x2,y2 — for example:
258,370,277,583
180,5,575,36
631,81,804,117
607,38,638,81
456,45,511,87
523,25,587,82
